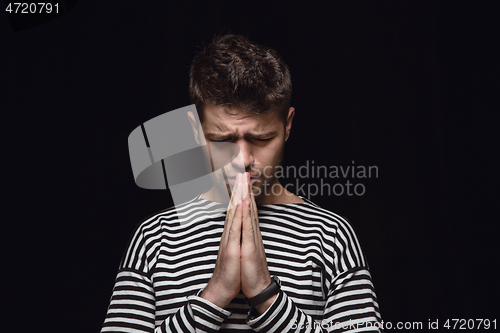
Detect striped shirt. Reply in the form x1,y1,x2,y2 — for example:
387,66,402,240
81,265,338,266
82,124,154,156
101,195,382,332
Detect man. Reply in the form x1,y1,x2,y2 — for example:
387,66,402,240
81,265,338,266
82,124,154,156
101,34,382,332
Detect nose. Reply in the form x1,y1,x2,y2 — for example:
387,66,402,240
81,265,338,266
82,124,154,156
236,140,254,171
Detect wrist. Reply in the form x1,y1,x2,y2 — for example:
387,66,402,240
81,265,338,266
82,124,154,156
245,276,281,310
245,278,272,299
200,284,233,309
254,293,277,315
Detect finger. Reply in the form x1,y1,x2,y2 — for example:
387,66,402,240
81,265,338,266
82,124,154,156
226,173,241,217
249,185,262,242
228,201,243,244
246,173,255,232
232,173,243,207
241,198,254,244
234,172,249,208
237,172,246,204
225,172,249,238
240,172,249,203
249,179,257,216
223,173,243,244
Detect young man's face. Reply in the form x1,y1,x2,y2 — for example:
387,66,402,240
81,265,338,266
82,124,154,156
196,104,294,202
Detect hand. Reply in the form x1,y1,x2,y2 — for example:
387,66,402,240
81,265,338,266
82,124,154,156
240,173,275,313
200,173,247,308
202,173,274,313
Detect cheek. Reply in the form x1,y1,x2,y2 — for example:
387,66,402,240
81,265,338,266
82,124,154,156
254,142,284,173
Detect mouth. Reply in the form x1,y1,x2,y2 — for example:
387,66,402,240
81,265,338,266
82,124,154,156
226,175,259,185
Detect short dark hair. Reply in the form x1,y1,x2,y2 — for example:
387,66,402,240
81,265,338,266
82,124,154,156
189,34,292,123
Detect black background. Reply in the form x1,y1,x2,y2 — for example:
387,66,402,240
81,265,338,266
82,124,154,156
2,1,498,332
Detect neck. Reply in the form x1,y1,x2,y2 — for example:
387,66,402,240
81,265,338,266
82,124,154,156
201,178,304,205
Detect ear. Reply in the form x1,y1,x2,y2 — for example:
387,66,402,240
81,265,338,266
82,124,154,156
187,111,202,145
284,107,295,142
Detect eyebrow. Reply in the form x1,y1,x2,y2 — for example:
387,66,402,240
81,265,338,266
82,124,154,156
245,131,278,139
204,131,278,140
205,133,233,141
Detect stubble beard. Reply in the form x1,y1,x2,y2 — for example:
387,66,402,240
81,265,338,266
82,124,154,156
250,143,285,202
207,139,286,204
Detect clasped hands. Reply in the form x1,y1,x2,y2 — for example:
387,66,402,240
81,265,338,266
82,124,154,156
201,172,275,314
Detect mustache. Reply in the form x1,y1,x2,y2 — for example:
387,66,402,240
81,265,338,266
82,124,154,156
224,173,260,179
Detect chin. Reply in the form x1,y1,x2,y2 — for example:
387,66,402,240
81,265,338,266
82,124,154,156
250,186,261,198
251,179,271,200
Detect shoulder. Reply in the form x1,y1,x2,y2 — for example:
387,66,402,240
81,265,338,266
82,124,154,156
301,197,361,238
134,196,226,238
305,198,370,268
260,197,370,271
125,196,225,251
298,198,370,270
258,197,365,248
270,197,367,256
263,196,356,234
119,196,226,270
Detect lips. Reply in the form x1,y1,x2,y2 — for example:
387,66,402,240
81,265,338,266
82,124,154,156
225,173,259,179
225,174,259,185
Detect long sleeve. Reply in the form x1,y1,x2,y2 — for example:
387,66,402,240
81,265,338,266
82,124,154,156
246,268,380,332
245,208,382,333
101,197,382,332
101,224,232,333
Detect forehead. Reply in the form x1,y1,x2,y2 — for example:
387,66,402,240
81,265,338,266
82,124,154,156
201,104,282,132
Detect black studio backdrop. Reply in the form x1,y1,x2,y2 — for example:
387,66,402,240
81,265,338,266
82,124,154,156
2,1,498,332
